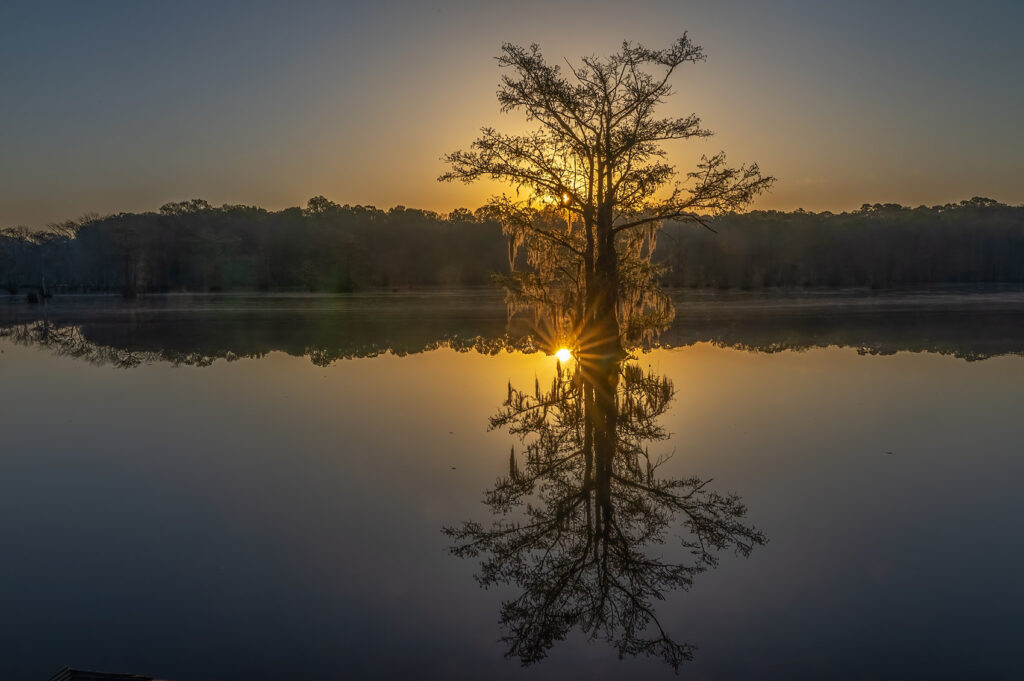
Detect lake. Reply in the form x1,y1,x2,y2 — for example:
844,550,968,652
1,290,1023,680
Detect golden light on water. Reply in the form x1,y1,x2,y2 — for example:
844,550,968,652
555,348,572,362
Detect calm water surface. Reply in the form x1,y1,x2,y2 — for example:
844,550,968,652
1,292,1022,680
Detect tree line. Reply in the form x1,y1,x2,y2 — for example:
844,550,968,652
1,196,1021,297
0,197,507,296
658,197,1024,289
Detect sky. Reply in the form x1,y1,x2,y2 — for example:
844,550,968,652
1,0,1022,228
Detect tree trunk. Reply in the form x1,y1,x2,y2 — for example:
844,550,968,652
585,205,622,358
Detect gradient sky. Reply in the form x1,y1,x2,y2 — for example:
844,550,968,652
1,0,1022,228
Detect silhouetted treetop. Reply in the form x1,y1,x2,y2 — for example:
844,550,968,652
442,36,773,357
442,36,772,227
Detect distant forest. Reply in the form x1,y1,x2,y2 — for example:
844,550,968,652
1,196,1021,296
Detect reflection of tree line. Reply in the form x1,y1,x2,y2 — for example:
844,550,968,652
0,319,504,368
656,305,1024,362
446,354,764,669
0,321,219,368
4,304,1024,366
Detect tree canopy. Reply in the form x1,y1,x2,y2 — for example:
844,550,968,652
442,36,773,352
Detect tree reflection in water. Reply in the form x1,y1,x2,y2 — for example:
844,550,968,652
444,348,765,670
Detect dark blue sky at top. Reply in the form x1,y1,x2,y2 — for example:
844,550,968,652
1,0,1021,226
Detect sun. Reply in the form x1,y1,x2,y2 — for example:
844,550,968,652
555,348,572,362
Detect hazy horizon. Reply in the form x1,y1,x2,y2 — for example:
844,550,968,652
3,0,1023,228
10,193,1024,233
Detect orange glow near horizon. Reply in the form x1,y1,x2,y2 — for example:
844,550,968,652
555,348,573,362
